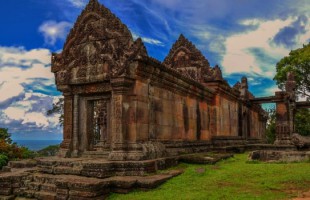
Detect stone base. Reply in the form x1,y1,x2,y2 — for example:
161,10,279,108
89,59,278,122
249,150,310,162
274,137,293,145
108,142,167,161
57,148,71,158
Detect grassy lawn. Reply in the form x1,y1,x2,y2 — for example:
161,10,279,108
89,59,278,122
108,153,310,200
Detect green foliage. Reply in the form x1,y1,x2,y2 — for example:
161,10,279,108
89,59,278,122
47,97,64,126
295,108,310,136
19,146,37,159
265,108,276,144
0,127,36,160
0,128,12,144
37,145,60,157
0,154,8,169
109,153,310,200
0,141,36,160
274,43,310,100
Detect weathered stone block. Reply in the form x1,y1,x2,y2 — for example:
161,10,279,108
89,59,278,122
0,188,12,196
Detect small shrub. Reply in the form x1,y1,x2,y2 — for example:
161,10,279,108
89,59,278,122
0,154,8,169
37,145,60,157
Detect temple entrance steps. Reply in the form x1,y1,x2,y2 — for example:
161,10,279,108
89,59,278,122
35,157,178,178
0,157,182,200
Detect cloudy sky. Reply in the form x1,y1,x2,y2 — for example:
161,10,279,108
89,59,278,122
0,0,309,140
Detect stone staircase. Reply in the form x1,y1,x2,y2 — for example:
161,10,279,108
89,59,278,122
21,173,57,200
0,156,182,200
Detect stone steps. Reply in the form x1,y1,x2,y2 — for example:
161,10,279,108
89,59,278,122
0,156,183,199
22,190,56,200
54,166,82,176
0,169,183,200
0,195,15,200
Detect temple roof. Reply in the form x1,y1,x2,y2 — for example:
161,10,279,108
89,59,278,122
52,0,147,78
62,0,133,56
163,34,225,82
163,34,210,69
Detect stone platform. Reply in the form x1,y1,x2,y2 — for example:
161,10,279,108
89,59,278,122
249,150,310,162
0,143,299,200
0,157,181,200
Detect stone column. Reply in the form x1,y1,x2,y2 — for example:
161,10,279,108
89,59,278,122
109,77,144,160
71,94,80,157
285,72,297,136
274,92,291,145
58,94,73,157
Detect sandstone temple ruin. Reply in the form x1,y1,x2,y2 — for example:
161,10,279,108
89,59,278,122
1,1,310,199
51,0,268,161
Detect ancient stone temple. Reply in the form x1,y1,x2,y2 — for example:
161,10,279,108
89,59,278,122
51,0,267,161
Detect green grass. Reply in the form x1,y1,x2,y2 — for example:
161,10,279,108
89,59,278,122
108,153,310,200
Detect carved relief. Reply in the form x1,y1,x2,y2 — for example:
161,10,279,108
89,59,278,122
51,0,148,85
114,96,122,143
72,83,111,94
163,34,223,82
77,67,87,78
56,70,70,85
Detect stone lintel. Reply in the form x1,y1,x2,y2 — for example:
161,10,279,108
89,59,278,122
111,77,135,94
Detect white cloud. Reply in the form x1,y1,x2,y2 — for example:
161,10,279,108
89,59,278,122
0,81,24,103
221,17,309,77
262,85,280,97
0,46,54,104
3,107,25,121
67,0,87,8
0,47,51,66
0,46,61,133
39,21,72,45
22,112,49,128
132,33,164,46
3,92,61,129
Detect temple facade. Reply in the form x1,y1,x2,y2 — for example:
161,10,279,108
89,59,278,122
51,0,267,161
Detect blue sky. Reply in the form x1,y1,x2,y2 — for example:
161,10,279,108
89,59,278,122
0,0,309,140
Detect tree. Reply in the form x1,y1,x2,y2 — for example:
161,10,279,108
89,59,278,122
274,43,310,136
274,43,310,100
295,108,310,136
0,128,36,160
47,97,64,126
0,128,12,144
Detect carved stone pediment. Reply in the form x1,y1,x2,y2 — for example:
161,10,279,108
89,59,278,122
52,0,147,86
163,34,223,82
163,35,210,82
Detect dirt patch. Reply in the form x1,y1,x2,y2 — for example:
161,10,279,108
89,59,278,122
282,181,310,200
179,153,233,164
210,165,220,170
195,168,205,174
291,190,310,200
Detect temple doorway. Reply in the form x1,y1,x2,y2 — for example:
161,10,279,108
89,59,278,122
79,95,111,153
89,99,109,149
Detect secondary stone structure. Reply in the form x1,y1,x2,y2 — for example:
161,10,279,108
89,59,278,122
51,0,267,161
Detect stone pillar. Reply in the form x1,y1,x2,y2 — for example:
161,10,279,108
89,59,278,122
58,94,73,157
274,92,291,145
109,77,146,160
274,72,296,145
71,94,80,157
285,72,297,136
